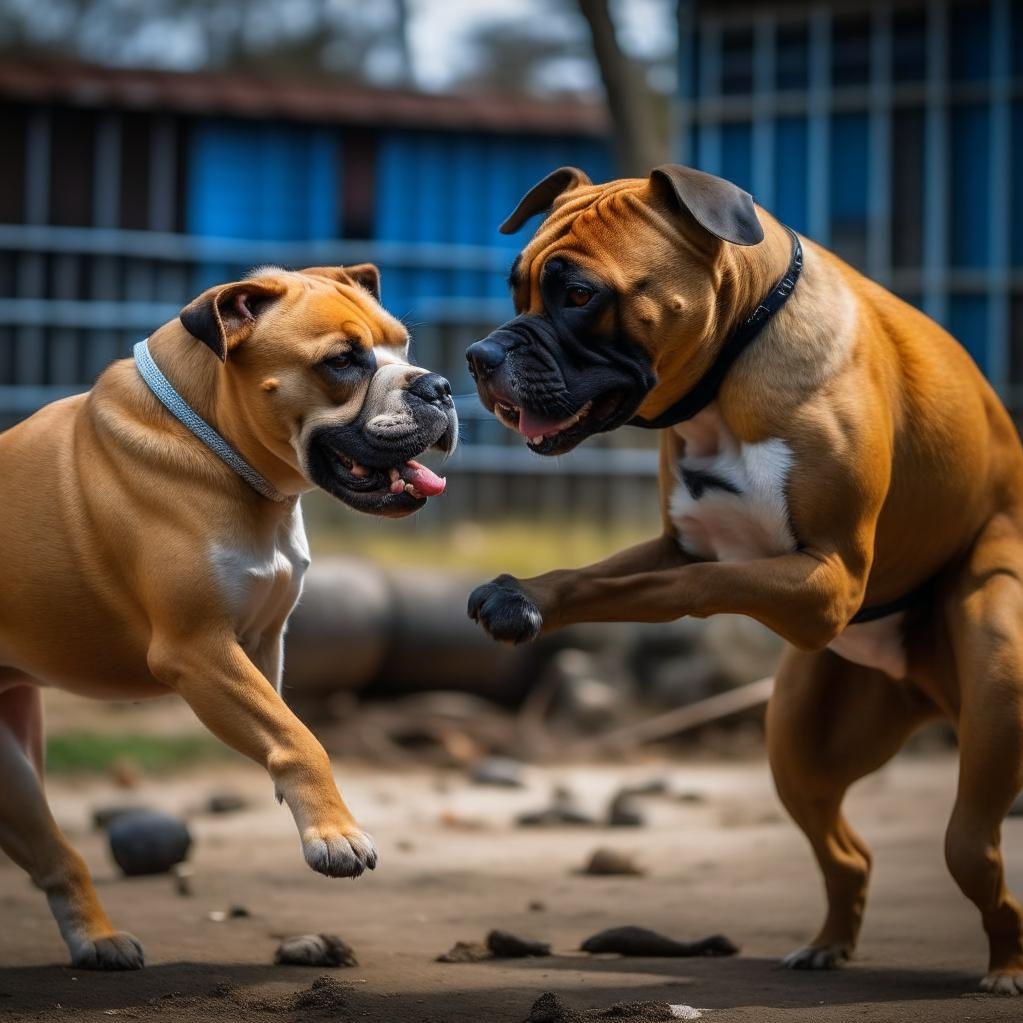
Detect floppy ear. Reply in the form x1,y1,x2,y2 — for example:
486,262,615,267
299,264,382,303
179,278,286,362
649,165,764,246
500,166,592,234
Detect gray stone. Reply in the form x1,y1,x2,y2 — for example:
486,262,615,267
107,810,191,876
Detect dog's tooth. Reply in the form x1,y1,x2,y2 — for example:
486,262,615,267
351,463,369,478
390,479,405,494
389,467,400,482
531,435,544,445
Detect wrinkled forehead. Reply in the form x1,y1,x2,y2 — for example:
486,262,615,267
513,180,657,288
277,273,410,356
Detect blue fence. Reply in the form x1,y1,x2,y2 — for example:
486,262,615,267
676,0,1023,400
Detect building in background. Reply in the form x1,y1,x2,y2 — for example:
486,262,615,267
677,0,1022,414
0,60,660,527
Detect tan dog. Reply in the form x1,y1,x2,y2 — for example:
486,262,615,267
466,165,1023,993
0,264,456,969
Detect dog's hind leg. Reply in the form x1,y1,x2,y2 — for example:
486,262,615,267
0,684,144,969
767,647,937,969
943,518,1023,994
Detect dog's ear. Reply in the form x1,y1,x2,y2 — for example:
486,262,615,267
179,278,286,362
500,166,592,235
649,165,764,247
299,264,382,303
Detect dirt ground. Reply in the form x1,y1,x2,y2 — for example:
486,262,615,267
1,751,1021,1022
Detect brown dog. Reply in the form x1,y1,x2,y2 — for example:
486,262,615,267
0,264,456,968
466,165,1023,993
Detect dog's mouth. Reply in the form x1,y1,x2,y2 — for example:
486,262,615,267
492,388,630,456
310,439,446,517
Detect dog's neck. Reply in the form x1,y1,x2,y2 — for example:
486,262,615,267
142,327,309,503
635,214,799,428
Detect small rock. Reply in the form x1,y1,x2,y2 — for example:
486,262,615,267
208,910,227,923
528,900,547,912
524,991,680,1022
607,792,645,828
436,940,493,963
206,792,248,815
274,934,357,967
107,810,191,876
518,786,596,828
228,905,250,918
580,925,738,958
676,791,706,805
580,848,644,877
469,756,525,788
487,929,551,958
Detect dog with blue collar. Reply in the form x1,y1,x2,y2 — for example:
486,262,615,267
0,263,456,969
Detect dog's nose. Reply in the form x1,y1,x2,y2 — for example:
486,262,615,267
466,338,506,379
408,372,453,407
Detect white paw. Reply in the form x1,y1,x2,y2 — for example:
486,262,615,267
981,971,1023,995
302,827,378,878
782,944,848,970
71,931,145,970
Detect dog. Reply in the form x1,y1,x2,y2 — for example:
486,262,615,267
0,263,456,969
466,164,1023,994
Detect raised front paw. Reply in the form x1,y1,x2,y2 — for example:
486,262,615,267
302,825,378,879
467,574,543,644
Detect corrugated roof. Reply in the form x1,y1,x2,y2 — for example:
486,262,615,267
0,59,610,136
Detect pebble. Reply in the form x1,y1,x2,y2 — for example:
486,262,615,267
107,810,191,876
436,940,492,963
274,934,358,967
580,925,738,958
468,756,525,788
518,786,596,827
486,929,550,958
579,848,644,877
205,791,248,815
607,792,645,828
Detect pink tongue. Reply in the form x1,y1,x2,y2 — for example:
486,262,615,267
517,409,570,439
404,460,446,496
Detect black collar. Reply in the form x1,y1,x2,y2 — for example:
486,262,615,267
629,226,803,430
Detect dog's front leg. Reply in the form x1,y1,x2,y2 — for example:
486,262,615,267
468,534,690,643
148,632,376,878
471,545,867,652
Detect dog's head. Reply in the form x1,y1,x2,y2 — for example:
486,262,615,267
178,265,457,517
465,165,765,454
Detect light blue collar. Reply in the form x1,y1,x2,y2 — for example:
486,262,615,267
133,338,290,503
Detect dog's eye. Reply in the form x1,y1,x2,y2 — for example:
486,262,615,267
565,287,593,308
324,354,351,371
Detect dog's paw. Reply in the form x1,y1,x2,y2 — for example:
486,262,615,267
981,970,1023,995
781,943,849,970
71,931,145,970
302,826,378,879
467,575,543,644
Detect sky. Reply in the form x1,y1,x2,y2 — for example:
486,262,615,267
407,0,676,91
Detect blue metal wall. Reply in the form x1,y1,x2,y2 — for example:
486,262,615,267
188,120,339,242
373,130,612,320
677,0,1020,393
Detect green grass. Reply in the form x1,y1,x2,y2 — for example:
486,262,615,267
46,731,231,775
306,518,652,578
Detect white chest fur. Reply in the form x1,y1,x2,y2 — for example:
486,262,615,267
210,504,311,681
669,406,797,563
